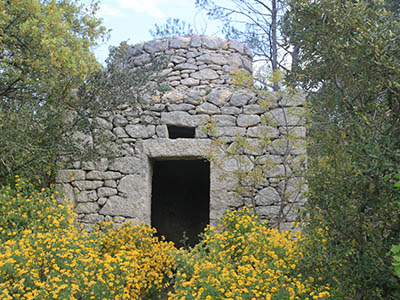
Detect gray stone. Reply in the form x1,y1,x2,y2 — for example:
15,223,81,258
211,115,236,127
128,43,144,56
82,158,108,171
76,190,98,203
56,170,85,183
190,69,219,80
93,117,113,130
221,107,241,115
161,111,209,127
230,92,253,106
214,127,246,137
206,89,232,107
171,55,186,64
56,183,75,205
257,155,286,177
202,36,224,49
113,127,129,138
143,139,212,158
168,104,195,111
109,156,144,174
75,202,99,214
79,213,103,224
113,115,128,127
86,171,122,180
196,102,220,114
243,105,267,114
97,187,118,198
255,187,281,205
72,181,103,191
197,53,228,65
255,205,280,216
279,91,305,107
134,53,151,65
190,35,202,47
266,107,306,126
104,180,117,188
237,115,261,127
126,125,155,139
181,78,199,86
156,125,168,138
228,40,244,54
175,63,197,70
170,36,190,48
144,39,168,53
98,197,108,206
247,126,279,138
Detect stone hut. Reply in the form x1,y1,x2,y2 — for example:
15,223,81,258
56,35,306,246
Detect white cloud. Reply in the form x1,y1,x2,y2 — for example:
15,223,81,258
98,4,124,17
118,0,165,19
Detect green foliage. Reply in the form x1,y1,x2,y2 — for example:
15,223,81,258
0,181,175,299
0,0,107,186
150,17,193,38
284,0,400,298
0,176,71,242
169,208,331,300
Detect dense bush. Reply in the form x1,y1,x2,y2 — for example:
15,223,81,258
0,179,175,300
169,208,331,300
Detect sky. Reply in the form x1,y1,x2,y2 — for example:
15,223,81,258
82,0,225,63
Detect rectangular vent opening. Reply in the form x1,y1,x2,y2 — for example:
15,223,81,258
167,126,195,139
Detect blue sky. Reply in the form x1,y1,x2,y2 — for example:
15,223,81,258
83,0,224,63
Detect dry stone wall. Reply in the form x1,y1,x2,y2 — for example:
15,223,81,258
56,35,306,230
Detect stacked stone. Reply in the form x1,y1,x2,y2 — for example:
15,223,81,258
56,35,306,230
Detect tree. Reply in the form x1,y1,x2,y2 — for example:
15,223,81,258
0,0,108,186
195,0,296,86
149,17,193,38
284,0,400,298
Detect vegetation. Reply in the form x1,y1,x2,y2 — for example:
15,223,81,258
284,0,400,298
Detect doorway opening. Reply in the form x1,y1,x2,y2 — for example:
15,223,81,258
151,159,210,248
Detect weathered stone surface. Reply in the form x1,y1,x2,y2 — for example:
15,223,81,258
214,127,246,137
126,125,155,139
197,53,228,65
82,158,108,171
113,114,128,127
56,170,85,183
202,36,224,49
93,117,113,130
77,190,98,203
75,202,99,214
279,92,305,107
255,187,281,205
211,115,236,127
237,114,261,127
161,111,209,127
168,104,195,111
170,36,190,48
86,171,122,180
104,180,117,188
230,92,253,106
143,139,212,158
266,107,306,126
99,196,134,217
78,213,103,224
144,39,168,53
97,187,118,198
109,156,144,174
247,126,279,138
255,205,280,216
257,155,286,177
196,102,220,114
243,105,267,114
181,78,199,86
72,180,103,191
190,69,219,80
228,40,244,54
206,89,232,106
56,183,75,204
113,127,128,138
221,107,241,115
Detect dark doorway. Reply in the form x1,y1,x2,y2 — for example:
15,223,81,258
151,159,210,248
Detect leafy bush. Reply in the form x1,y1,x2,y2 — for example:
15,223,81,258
169,208,330,300
0,179,175,300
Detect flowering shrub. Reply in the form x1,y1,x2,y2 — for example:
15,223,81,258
0,179,175,300
169,208,331,300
